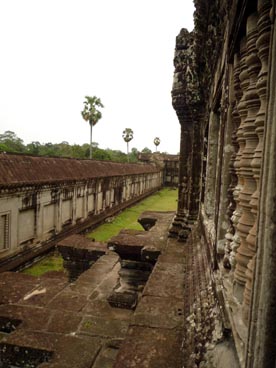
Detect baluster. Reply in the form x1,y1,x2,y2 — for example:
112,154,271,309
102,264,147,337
231,38,249,290
224,55,242,268
233,36,249,297
235,14,261,304
230,53,243,268
243,0,271,321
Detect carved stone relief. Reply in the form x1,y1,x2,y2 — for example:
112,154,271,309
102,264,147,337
243,0,271,321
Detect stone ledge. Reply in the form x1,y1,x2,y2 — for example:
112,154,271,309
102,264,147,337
133,295,184,329
114,326,184,368
112,233,186,367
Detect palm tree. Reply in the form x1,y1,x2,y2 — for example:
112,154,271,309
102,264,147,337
154,137,160,151
81,96,104,159
122,128,134,162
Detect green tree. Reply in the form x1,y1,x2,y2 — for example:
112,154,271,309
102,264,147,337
26,141,41,155
0,131,25,153
56,141,72,157
129,147,138,162
106,149,128,162
141,147,152,154
153,137,160,152
39,142,59,157
122,128,134,162
81,96,104,159
93,148,112,161
71,144,86,159
0,142,9,152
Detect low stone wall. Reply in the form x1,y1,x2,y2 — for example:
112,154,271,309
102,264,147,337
0,153,162,271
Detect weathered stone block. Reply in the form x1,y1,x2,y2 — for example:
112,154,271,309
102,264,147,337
80,316,129,339
107,291,138,310
57,234,107,281
141,246,160,262
114,326,184,368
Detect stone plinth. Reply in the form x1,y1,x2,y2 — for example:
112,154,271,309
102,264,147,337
57,234,107,281
107,230,161,262
107,212,174,311
107,231,158,310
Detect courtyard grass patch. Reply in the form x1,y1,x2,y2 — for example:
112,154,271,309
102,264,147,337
22,188,178,275
22,252,64,276
87,188,177,242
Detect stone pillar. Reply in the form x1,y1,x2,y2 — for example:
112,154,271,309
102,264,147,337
56,189,62,232
72,186,77,225
233,36,250,300
243,1,271,324
204,112,219,217
96,180,102,213
178,116,194,219
216,65,235,256
189,118,204,221
169,28,201,241
84,183,88,218
223,59,242,267
169,115,194,240
245,2,274,365
35,191,43,241
230,52,244,268
235,14,261,308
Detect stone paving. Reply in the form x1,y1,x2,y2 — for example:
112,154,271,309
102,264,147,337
0,213,224,367
0,250,127,368
114,224,225,368
114,235,186,368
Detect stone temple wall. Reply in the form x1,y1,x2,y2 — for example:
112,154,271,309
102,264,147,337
172,0,276,366
0,153,162,270
138,152,180,187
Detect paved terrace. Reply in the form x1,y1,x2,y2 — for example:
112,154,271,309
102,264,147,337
0,213,223,368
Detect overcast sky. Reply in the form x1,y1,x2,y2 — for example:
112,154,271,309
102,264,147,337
0,0,194,154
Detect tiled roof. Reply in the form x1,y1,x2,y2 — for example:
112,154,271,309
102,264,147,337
0,153,159,188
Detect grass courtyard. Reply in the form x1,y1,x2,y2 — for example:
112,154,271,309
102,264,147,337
22,188,178,276
87,187,177,242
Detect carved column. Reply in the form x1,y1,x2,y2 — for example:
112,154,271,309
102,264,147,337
235,15,261,305
189,117,204,221
230,48,246,270
243,2,271,322
224,57,242,268
245,2,275,364
216,65,234,257
169,113,194,240
204,112,219,218
169,28,201,241
232,37,249,297
178,117,194,221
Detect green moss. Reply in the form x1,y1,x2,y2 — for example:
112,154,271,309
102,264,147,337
87,188,177,242
83,320,93,329
22,253,64,277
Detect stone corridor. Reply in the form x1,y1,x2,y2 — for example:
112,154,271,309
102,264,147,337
0,211,238,367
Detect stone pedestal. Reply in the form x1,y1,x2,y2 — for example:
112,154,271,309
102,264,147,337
57,234,106,282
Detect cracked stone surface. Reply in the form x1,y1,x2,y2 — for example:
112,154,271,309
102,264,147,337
0,249,126,367
0,214,229,367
